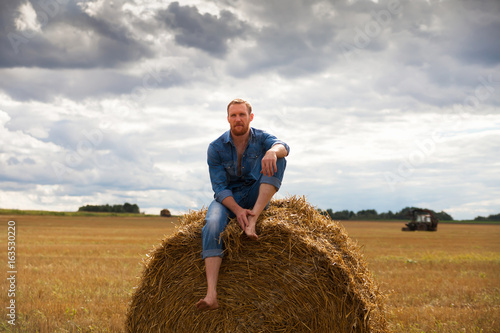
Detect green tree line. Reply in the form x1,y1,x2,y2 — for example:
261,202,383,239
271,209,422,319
78,202,140,214
318,207,453,221
474,213,500,221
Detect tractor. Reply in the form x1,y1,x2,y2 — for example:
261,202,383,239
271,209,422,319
402,209,439,231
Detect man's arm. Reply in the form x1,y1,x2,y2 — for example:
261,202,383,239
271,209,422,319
261,143,288,177
208,143,234,203
208,143,254,230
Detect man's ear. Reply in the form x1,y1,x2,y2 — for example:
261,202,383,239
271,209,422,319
250,113,254,121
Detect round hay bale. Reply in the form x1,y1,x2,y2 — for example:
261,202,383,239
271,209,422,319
126,196,388,332
160,209,172,217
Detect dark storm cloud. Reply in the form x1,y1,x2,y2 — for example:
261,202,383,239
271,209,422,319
0,0,152,69
453,21,500,67
157,2,250,57
2,0,498,73
1,0,499,105
225,0,500,80
442,0,500,67
388,0,500,67
225,0,387,77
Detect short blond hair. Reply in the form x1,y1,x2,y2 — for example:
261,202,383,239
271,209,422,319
227,98,252,114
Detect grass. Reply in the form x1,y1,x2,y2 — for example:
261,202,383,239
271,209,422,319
0,216,498,332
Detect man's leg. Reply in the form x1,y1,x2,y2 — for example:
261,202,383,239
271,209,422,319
245,183,276,240
196,256,222,310
197,200,231,310
245,157,286,239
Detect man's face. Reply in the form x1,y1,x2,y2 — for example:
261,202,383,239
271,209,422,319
227,103,253,137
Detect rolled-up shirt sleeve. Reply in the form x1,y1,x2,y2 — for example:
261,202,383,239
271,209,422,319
207,143,233,203
262,132,290,156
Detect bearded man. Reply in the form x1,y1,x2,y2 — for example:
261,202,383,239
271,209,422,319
196,98,289,310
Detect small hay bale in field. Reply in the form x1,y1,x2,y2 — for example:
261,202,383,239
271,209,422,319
160,209,172,217
126,196,388,332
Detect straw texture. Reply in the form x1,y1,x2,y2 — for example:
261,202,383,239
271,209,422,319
126,196,388,332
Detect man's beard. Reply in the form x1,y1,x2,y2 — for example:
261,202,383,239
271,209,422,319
231,124,249,136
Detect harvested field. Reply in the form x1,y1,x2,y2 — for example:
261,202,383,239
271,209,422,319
0,204,498,332
126,196,388,332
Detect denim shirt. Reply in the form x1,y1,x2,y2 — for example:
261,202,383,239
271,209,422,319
208,127,290,203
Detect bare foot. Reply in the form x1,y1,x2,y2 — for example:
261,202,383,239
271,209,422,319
245,215,259,240
196,296,219,311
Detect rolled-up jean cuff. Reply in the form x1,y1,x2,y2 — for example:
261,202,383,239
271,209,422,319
261,175,282,190
201,249,224,259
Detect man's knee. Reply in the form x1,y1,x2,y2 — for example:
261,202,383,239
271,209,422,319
277,157,287,171
275,157,287,181
259,158,286,191
204,201,230,235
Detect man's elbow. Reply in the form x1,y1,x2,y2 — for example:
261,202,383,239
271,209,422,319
279,144,289,158
270,143,289,158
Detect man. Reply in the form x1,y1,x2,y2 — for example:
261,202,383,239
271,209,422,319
196,98,289,311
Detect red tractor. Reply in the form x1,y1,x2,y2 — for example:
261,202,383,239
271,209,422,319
402,209,439,231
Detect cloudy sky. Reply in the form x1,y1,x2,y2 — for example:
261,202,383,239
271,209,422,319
1,0,499,219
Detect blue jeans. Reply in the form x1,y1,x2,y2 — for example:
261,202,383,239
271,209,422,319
201,158,286,259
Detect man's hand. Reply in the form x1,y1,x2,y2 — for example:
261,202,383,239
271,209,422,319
261,150,278,177
261,144,288,177
235,207,255,230
221,196,255,230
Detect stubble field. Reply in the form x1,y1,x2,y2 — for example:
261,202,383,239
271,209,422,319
0,214,499,332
